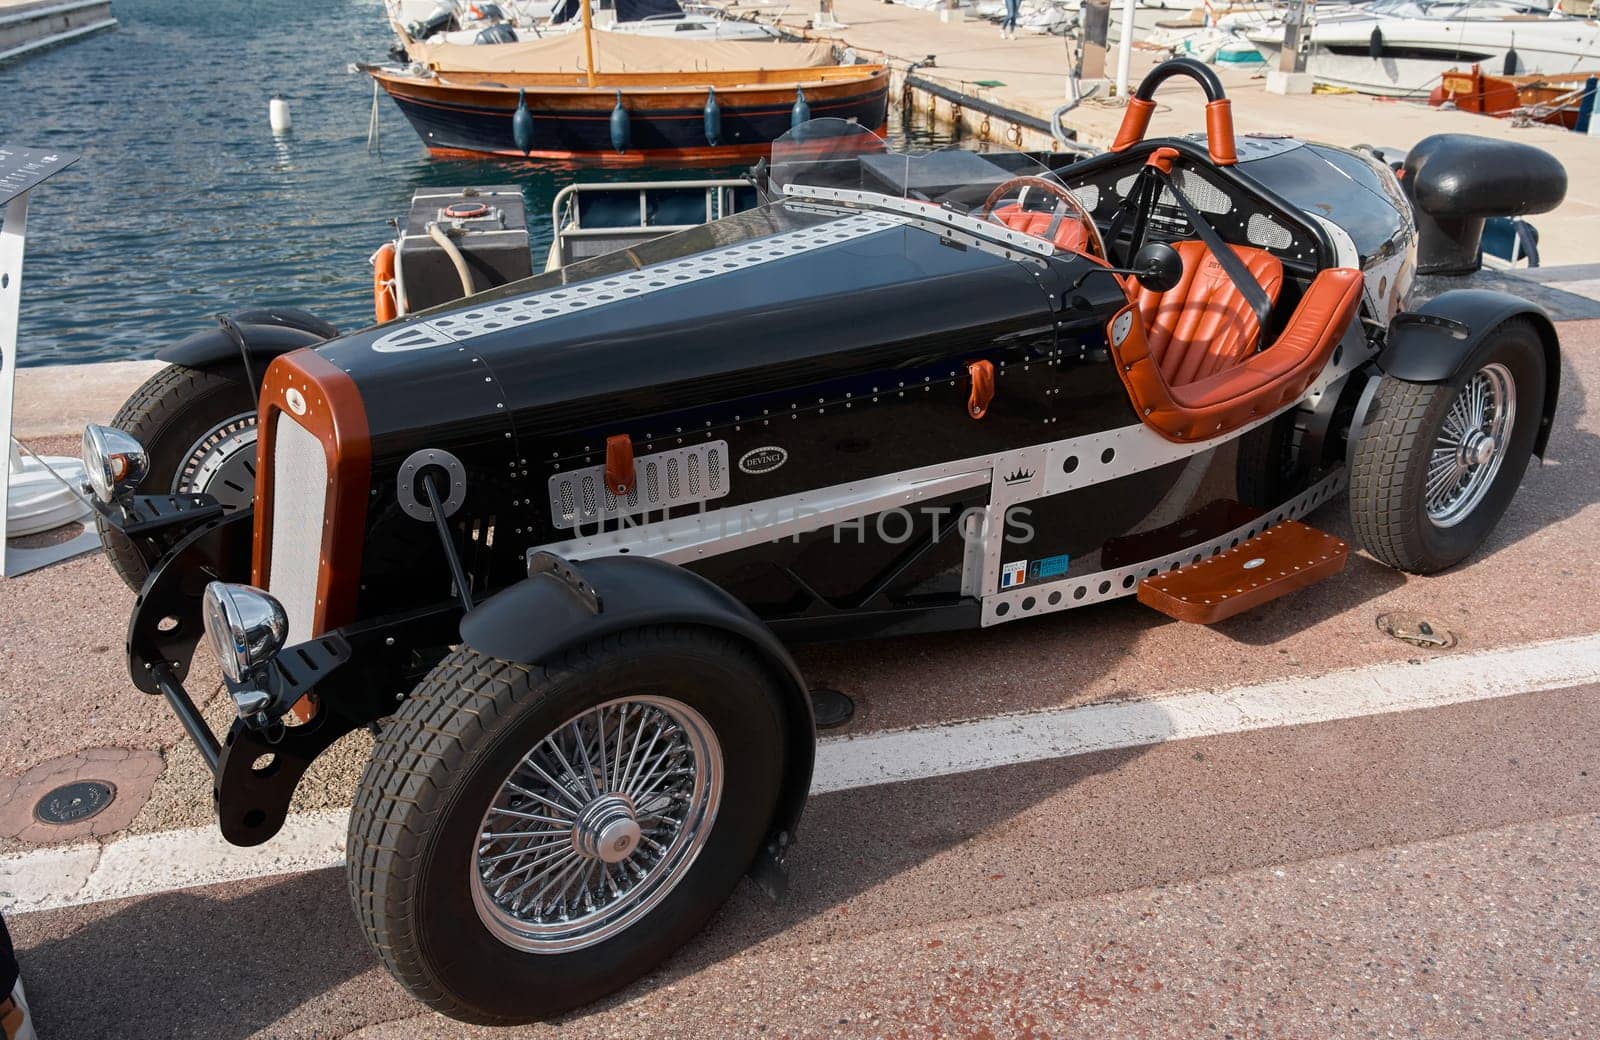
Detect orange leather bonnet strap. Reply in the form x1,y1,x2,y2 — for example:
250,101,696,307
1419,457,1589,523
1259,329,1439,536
968,360,995,419
605,434,635,495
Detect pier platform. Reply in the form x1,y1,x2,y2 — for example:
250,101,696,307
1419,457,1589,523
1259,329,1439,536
764,0,1600,265
3,310,1600,1037
0,0,115,66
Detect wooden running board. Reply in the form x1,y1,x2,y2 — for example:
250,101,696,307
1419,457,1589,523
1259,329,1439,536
1137,520,1349,624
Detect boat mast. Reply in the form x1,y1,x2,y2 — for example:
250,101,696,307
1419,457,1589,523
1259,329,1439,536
582,0,597,88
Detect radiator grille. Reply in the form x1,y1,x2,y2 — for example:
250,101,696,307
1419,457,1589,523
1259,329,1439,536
267,416,327,647
548,441,730,530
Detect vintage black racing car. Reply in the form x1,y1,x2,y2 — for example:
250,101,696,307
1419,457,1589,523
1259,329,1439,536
84,60,1566,1024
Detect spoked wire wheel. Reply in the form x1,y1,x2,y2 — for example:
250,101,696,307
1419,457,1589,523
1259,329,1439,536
1349,319,1545,574
470,695,723,953
1425,362,1514,528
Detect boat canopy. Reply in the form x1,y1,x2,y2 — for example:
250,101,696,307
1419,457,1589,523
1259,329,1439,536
409,33,839,73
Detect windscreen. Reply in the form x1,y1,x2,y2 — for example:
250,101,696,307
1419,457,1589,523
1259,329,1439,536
770,118,1058,214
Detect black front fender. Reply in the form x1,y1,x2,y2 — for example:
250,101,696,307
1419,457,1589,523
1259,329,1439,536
128,509,254,694
1380,288,1561,456
460,554,817,872
155,318,329,385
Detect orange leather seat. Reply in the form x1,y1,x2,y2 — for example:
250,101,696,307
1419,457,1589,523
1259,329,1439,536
990,203,1090,254
1134,240,1285,386
1108,242,1365,442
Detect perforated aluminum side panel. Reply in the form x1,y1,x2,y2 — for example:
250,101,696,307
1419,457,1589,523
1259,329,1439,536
1247,212,1292,250
548,441,730,530
1113,170,1231,215
267,417,326,647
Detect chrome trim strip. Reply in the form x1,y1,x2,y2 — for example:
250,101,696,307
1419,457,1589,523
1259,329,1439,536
781,184,1057,259
537,462,992,566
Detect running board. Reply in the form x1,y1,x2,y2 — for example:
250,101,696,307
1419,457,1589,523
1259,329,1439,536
1136,520,1349,624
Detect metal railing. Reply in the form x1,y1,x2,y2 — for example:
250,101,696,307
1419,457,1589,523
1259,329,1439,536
548,178,756,269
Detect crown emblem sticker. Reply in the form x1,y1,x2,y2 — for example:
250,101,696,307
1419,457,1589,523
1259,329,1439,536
1003,468,1034,485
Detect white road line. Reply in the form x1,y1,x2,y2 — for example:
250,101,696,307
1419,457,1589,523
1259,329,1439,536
4,632,1600,915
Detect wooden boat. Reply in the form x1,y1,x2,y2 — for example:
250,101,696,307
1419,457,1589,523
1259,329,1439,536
1430,64,1599,129
367,8,889,164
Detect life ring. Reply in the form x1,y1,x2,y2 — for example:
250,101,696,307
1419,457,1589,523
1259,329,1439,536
373,241,399,324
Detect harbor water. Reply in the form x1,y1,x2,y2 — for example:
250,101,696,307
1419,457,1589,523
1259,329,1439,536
0,0,945,366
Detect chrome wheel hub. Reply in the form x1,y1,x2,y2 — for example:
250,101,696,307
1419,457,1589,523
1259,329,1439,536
572,794,641,863
1426,362,1515,529
1459,430,1496,468
471,695,722,953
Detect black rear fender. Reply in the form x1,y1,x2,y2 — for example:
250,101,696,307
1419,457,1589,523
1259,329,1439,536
1378,289,1560,457
459,554,817,861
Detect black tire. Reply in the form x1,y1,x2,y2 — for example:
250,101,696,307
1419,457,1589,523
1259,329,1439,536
97,364,257,589
1349,318,1546,574
347,626,788,1025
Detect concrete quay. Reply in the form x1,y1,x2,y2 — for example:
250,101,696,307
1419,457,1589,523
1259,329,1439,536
761,0,1600,266
0,0,116,65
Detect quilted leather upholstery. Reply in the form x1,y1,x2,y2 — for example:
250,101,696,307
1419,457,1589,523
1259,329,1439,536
990,203,1091,254
1132,240,1285,387
1108,265,1366,442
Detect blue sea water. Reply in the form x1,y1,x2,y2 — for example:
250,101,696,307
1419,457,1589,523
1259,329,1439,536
0,0,945,365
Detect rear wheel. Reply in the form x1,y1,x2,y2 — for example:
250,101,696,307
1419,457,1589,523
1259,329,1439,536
347,627,787,1024
1349,318,1545,573
97,364,257,589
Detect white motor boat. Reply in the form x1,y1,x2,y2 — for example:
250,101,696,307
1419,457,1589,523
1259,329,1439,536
1247,0,1600,95
391,0,781,47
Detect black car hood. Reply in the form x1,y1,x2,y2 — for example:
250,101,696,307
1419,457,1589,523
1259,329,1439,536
319,200,1057,447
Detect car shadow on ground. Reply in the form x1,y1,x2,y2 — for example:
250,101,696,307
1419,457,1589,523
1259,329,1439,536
14,869,401,1040
13,743,1158,1039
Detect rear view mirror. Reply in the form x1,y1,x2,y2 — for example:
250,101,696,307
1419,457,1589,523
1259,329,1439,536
1130,243,1183,293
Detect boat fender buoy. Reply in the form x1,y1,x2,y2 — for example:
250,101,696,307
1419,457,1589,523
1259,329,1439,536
704,87,722,147
269,94,291,135
1503,41,1519,76
1367,26,1383,60
512,88,535,155
373,241,399,324
791,86,811,130
610,90,631,154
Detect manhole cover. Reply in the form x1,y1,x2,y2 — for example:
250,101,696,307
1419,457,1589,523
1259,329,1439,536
34,780,117,825
810,688,856,729
1376,612,1458,650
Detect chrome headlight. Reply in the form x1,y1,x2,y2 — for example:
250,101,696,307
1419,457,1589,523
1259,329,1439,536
82,424,149,503
202,582,289,685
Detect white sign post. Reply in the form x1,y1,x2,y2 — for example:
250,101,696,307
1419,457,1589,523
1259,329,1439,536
0,145,102,578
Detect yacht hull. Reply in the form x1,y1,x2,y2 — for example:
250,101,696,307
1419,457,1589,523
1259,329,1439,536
373,67,890,164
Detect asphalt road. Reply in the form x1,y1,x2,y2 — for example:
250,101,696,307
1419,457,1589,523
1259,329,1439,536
3,321,1599,1038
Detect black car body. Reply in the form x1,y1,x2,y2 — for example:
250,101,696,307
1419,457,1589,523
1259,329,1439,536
94,60,1566,1024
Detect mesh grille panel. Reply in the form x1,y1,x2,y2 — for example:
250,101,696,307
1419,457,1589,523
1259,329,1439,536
267,416,326,648
548,440,731,530
1247,212,1293,250
1112,171,1231,215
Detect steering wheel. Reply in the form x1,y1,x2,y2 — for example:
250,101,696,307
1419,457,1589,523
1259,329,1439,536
979,175,1107,261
